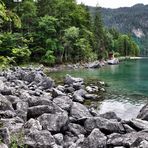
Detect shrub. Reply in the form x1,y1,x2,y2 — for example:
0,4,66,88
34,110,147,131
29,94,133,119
12,47,31,64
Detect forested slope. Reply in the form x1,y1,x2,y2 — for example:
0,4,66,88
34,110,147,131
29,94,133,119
89,4,148,55
0,0,140,66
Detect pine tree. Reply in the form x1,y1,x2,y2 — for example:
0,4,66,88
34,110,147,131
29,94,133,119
93,5,105,59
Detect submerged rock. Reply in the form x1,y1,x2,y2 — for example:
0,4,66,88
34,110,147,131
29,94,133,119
64,74,84,86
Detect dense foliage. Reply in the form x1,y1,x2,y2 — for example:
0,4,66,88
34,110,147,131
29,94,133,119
0,0,140,66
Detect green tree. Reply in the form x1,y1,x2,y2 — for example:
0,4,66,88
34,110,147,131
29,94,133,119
93,5,105,59
20,0,37,33
63,26,79,62
0,1,8,27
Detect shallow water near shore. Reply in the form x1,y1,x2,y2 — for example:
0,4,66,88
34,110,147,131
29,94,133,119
48,59,148,119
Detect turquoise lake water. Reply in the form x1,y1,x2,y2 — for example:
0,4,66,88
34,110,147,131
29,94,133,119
49,59,148,119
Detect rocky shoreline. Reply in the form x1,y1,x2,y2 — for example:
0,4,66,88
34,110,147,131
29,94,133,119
44,60,107,73
0,67,148,148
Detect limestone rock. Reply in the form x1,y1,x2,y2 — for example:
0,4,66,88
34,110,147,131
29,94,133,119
82,128,107,148
70,102,92,120
37,113,68,132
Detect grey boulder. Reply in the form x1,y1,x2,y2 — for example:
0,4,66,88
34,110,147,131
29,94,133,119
70,102,92,120
137,103,148,121
129,118,148,130
82,128,107,148
24,118,42,131
64,74,83,86
99,111,121,121
107,131,148,147
0,128,10,145
37,113,68,132
27,105,54,119
53,96,73,111
84,117,125,134
67,123,86,136
25,130,55,148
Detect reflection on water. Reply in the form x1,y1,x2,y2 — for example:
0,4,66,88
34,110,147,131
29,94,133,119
49,59,148,119
110,65,119,74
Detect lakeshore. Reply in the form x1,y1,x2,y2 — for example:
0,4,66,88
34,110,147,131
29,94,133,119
0,67,148,147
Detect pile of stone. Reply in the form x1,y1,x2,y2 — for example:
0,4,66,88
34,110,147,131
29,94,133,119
0,67,148,148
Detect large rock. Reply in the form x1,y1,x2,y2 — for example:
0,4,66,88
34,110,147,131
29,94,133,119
0,118,23,135
131,138,148,148
37,77,55,90
0,94,15,118
67,123,86,136
25,130,55,148
27,105,54,119
53,133,64,146
16,101,28,112
6,95,20,108
129,118,148,130
0,143,8,148
70,102,92,120
137,103,148,121
66,134,85,148
53,96,73,111
52,88,66,98
84,94,99,100
1,87,12,96
73,89,87,97
84,117,125,134
24,118,42,131
86,86,99,93
86,61,101,68
82,128,107,148
0,128,10,145
0,79,5,91
28,97,65,114
0,110,16,118
64,74,84,86
123,124,136,133
73,94,84,103
63,132,78,147
0,94,13,111
107,131,148,147
37,113,68,132
99,111,121,121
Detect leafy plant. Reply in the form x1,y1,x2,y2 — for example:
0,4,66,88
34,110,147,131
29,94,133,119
12,47,31,64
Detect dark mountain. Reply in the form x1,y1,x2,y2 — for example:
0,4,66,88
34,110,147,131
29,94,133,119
89,4,148,55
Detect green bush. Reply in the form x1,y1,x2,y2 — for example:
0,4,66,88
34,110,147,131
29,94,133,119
12,47,31,64
0,56,14,67
41,50,55,65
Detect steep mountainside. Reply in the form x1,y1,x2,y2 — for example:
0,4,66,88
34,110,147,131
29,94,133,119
89,4,148,55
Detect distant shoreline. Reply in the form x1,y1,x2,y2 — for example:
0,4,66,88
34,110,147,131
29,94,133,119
118,56,148,61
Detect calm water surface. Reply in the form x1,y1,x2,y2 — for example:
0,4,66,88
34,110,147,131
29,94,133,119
49,59,148,119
